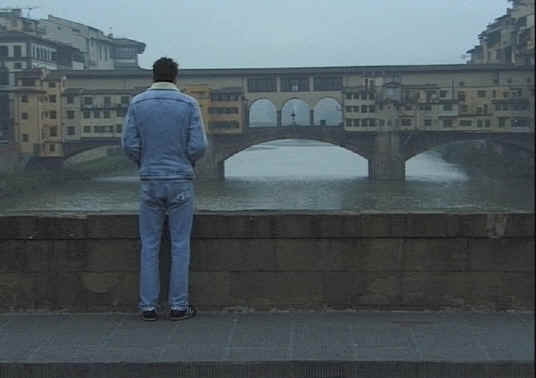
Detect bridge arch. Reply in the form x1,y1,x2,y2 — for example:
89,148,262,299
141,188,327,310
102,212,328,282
313,97,342,126
281,98,310,126
248,98,277,128
402,132,535,161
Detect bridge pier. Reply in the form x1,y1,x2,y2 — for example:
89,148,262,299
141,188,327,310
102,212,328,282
0,144,20,173
368,133,405,180
196,137,225,179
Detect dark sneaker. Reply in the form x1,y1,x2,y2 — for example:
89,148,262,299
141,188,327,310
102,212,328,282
169,305,197,321
142,310,158,321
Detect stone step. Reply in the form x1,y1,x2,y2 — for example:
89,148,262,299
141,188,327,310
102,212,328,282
0,312,533,378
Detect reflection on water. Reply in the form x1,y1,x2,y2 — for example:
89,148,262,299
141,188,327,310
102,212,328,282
0,140,533,213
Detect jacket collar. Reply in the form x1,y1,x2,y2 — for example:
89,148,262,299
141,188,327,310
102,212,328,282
150,82,179,91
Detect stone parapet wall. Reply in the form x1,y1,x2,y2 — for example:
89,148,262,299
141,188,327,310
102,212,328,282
0,212,533,312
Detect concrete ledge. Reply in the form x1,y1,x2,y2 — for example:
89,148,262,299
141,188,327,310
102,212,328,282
0,212,533,240
0,212,534,312
0,312,533,378
1,361,534,378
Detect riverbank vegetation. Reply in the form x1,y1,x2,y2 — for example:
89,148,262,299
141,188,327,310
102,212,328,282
0,153,136,200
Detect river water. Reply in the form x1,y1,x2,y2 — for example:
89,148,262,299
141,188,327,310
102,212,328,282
0,140,533,213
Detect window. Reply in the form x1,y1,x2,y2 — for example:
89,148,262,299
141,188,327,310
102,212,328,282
117,109,126,117
424,119,432,127
67,96,74,104
104,110,111,119
49,144,55,152
0,70,8,85
0,46,8,57
21,79,35,87
280,77,309,92
458,91,465,101
345,119,352,127
461,105,469,113
353,106,359,113
21,113,28,120
440,90,448,98
499,118,507,127
477,120,483,128
459,81,465,87
512,118,529,127
49,95,56,103
94,111,101,118
83,111,91,119
104,96,111,106
13,46,21,58
22,134,29,142
361,105,368,113
84,97,93,105
492,90,496,98
369,105,375,113
442,119,454,127
460,120,473,127
14,63,22,69
477,90,486,98
369,118,376,127
503,92,510,98
345,106,352,113
485,120,491,128
67,111,75,119
116,124,122,133
313,76,342,91
50,111,57,119
442,104,453,111
48,82,56,88
67,127,75,136
345,93,352,100
361,119,369,127
121,96,130,105
21,95,28,103
401,118,412,126
83,126,91,133
247,77,276,92
353,93,359,99
353,119,360,127
49,127,58,137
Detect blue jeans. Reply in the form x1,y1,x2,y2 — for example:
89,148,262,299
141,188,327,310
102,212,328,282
138,180,194,311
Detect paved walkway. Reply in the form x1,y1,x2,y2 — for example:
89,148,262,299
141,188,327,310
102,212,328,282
0,311,533,378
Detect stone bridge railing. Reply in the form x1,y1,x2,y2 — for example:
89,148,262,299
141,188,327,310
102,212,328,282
0,212,533,312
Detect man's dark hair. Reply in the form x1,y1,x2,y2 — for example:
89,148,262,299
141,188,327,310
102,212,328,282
152,57,179,83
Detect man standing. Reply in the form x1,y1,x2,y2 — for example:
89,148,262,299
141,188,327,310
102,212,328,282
122,57,207,321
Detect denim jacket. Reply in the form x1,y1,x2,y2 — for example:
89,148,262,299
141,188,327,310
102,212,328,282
121,82,208,180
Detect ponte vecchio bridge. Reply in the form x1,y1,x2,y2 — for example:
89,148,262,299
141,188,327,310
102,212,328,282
4,63,534,180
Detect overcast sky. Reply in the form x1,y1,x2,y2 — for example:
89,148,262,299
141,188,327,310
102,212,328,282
25,0,509,69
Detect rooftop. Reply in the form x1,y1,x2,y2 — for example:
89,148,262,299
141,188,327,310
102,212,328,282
46,64,535,80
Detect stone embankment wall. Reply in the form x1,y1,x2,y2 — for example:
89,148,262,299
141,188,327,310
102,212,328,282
0,212,533,312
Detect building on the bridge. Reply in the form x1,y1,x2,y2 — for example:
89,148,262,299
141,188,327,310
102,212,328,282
5,64,534,169
466,0,535,65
